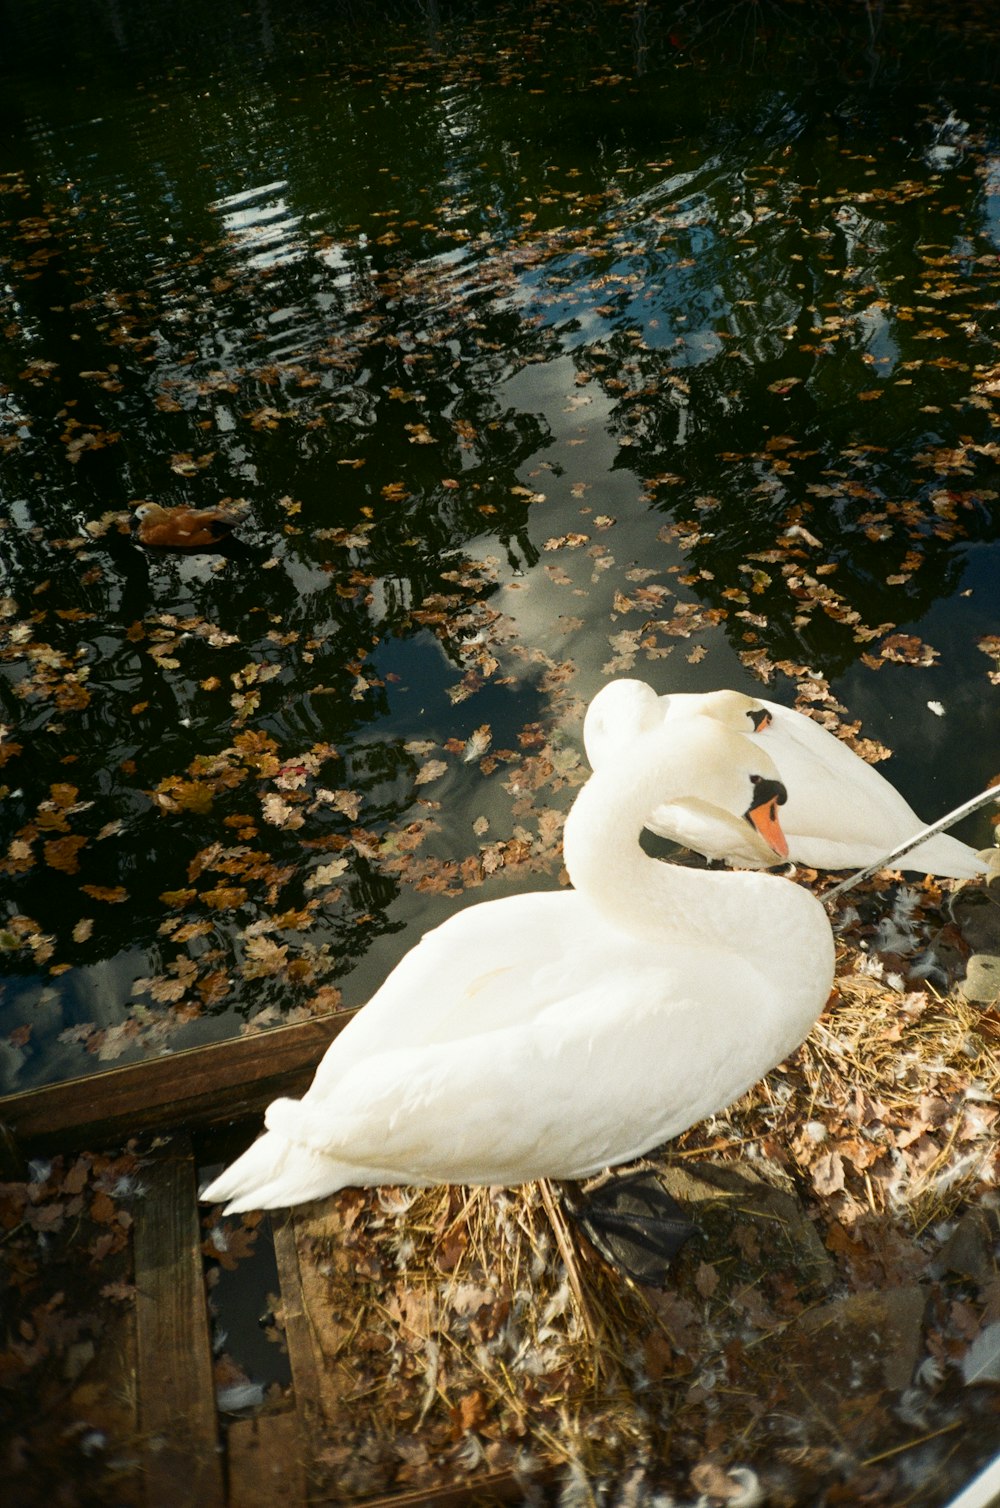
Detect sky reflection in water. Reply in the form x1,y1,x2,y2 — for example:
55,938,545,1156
1,0,999,1089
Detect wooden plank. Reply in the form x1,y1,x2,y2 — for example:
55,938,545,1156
226,1410,307,1507
0,1011,355,1153
271,1212,327,1459
134,1134,225,1508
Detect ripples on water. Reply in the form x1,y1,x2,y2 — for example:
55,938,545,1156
1,0,999,1089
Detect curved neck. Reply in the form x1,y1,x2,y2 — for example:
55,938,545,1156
560,725,834,1049
562,758,734,946
562,729,812,957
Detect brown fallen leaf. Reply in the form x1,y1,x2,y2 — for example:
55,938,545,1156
43,834,87,874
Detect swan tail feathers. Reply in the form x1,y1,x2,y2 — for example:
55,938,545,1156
199,1108,354,1215
906,832,988,880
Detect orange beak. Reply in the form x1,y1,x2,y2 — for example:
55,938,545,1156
746,779,789,860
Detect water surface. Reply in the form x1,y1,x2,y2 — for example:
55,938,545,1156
2,0,999,1091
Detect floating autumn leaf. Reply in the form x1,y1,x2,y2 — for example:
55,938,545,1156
200,885,248,911
246,406,292,430
241,935,289,979
160,887,197,907
542,532,589,550
261,793,305,829
80,884,128,903
232,728,283,774
133,960,197,1004
414,759,447,787
305,858,349,893
197,969,231,1006
272,762,310,791
848,736,893,765
977,635,1000,685
312,788,363,820
152,777,216,815
169,451,215,475
2,837,34,875
203,1219,259,1272
168,919,214,943
61,418,122,463
271,905,314,931
42,834,87,874
878,633,940,667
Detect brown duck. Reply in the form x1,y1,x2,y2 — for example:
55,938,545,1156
131,500,250,550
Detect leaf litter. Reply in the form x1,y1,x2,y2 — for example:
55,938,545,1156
5,868,1000,1506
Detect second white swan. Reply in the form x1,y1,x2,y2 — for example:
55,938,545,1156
584,679,987,878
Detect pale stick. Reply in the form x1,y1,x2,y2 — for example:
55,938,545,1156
822,783,1000,903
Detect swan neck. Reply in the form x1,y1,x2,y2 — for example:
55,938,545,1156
561,731,819,960
562,758,723,940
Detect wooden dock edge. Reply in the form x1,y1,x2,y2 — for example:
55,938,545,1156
1,1018,565,1506
135,1134,225,1508
0,1010,356,1155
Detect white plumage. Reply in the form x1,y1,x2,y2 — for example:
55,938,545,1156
202,718,834,1214
584,679,986,878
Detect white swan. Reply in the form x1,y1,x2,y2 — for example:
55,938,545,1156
584,679,987,879
201,719,834,1214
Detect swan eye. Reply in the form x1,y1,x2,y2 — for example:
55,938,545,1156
749,775,787,807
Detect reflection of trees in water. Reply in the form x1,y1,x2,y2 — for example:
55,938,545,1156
0,233,554,1007
551,161,1000,679
4,0,1000,1073
0,0,929,87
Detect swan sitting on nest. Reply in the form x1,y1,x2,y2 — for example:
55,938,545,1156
202,717,834,1215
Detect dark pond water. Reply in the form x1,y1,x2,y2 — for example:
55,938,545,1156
2,0,1000,1094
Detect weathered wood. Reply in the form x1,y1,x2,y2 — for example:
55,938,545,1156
226,1410,307,1507
0,1011,354,1153
271,1212,327,1462
134,1135,225,1508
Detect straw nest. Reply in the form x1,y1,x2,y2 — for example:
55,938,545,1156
264,875,1000,1506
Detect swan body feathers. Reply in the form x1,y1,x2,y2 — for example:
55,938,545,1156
202,718,834,1214
584,679,986,878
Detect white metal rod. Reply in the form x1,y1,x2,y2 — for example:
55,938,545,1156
936,1450,1000,1508
822,783,1000,903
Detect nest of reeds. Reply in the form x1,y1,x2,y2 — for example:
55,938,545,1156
271,876,1000,1507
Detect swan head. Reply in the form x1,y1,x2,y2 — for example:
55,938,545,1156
583,679,663,769
659,720,789,861
565,717,790,895
584,682,774,780
686,688,773,734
